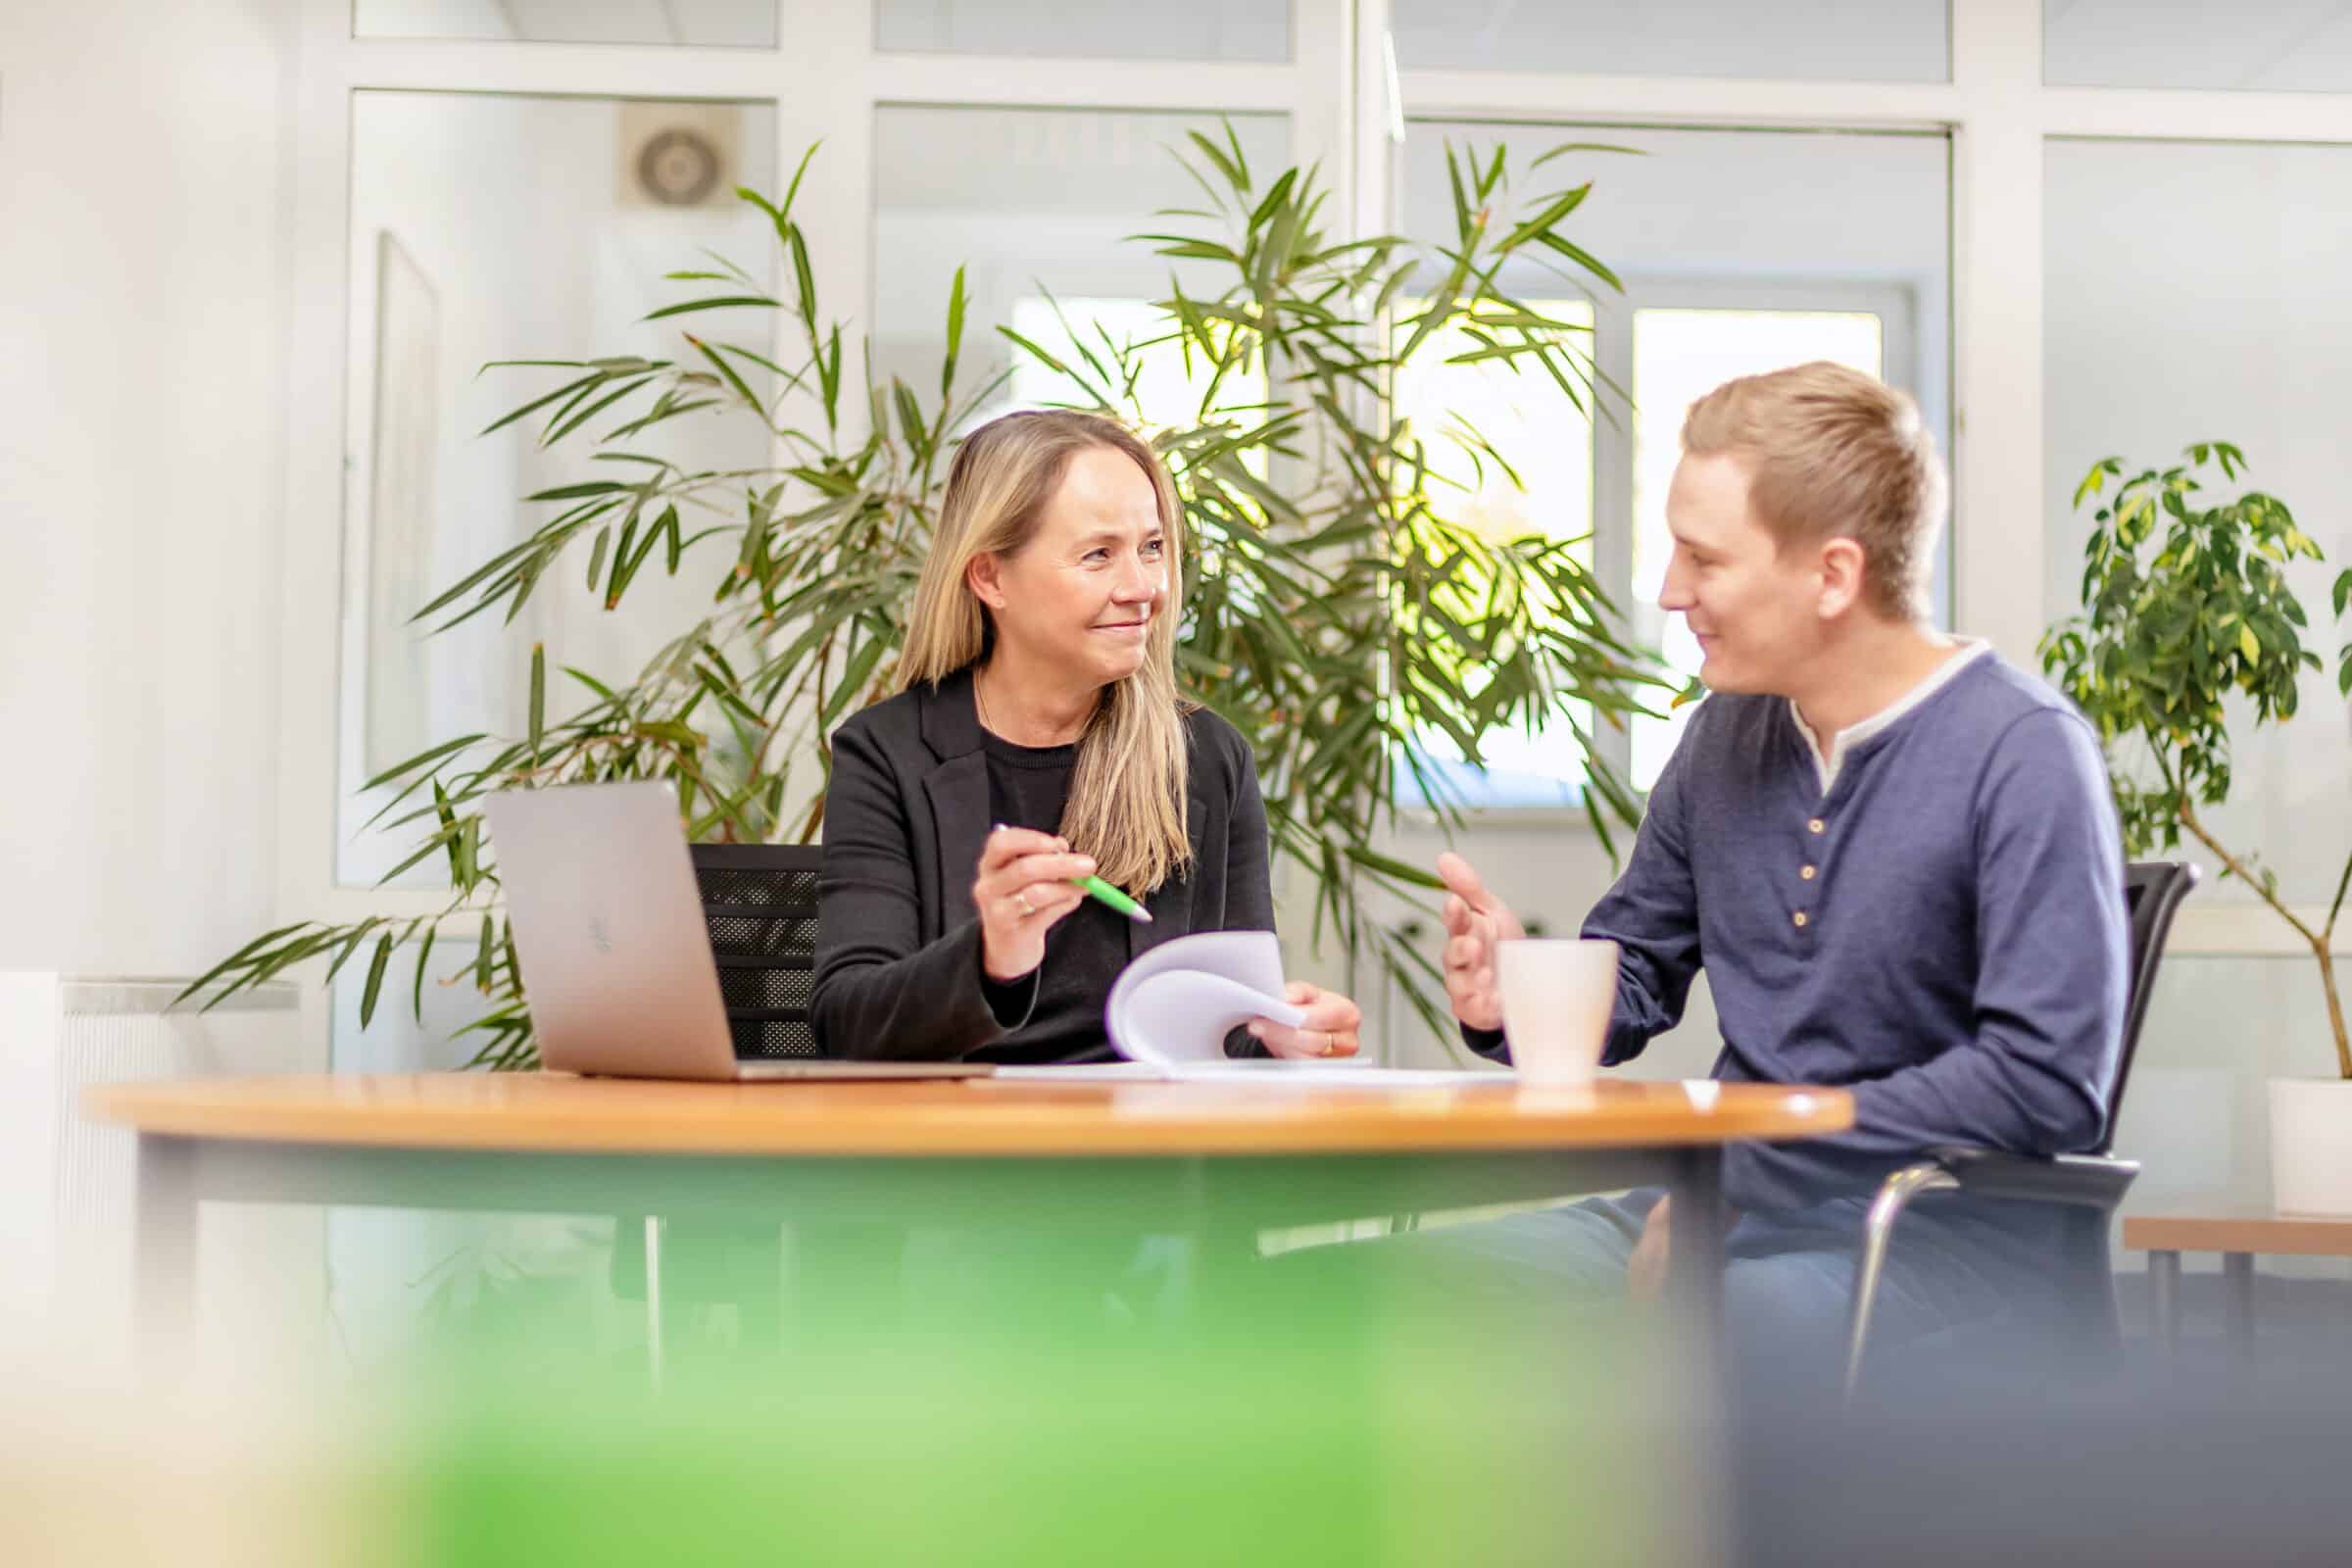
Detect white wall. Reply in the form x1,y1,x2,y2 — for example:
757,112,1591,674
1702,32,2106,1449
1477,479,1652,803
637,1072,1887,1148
0,0,298,976
337,91,779,886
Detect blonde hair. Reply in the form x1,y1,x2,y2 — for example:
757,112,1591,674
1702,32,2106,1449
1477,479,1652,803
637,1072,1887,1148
898,410,1195,895
1680,361,1947,622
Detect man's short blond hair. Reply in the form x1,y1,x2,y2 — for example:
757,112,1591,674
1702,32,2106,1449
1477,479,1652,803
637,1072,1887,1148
1680,361,1946,623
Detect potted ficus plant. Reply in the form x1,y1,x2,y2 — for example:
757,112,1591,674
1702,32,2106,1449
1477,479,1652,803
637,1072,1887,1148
2041,442,2352,1212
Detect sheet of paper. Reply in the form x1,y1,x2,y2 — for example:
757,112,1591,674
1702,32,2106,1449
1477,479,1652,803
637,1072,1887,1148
989,1061,1514,1087
1104,930,1306,1069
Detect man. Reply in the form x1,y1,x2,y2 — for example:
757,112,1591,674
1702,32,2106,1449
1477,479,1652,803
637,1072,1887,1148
1435,361,2128,1367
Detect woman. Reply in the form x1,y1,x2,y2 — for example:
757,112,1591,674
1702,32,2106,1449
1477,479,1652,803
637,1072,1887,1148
812,409,1360,1064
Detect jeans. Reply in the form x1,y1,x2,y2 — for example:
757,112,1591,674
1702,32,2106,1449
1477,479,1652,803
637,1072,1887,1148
1321,1186,2068,1392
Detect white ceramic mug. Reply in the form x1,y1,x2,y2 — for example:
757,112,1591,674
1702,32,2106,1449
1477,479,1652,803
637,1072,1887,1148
1494,938,1620,1086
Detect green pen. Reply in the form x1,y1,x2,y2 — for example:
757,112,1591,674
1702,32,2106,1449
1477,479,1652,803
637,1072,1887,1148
993,823,1152,923
1076,874,1152,924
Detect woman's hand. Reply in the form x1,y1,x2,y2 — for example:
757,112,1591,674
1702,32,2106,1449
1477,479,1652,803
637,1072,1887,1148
973,826,1096,982
1246,982,1363,1059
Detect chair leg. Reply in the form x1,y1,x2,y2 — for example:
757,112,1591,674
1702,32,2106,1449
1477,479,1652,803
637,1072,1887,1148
1843,1162,1958,1398
645,1215,666,1397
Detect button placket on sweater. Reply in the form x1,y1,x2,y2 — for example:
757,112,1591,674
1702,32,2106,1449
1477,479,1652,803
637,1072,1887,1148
1795,812,1828,932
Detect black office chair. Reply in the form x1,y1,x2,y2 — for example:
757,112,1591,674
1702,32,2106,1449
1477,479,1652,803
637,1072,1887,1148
691,842,825,1059
1841,859,2199,1394
612,844,824,1334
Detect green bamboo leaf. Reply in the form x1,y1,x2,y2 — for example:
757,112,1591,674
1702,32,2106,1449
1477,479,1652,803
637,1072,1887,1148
585,524,612,591
1529,229,1624,292
788,225,818,323
778,140,822,223
364,734,486,792
683,333,764,416
1495,182,1592,254
1343,845,1444,889
942,265,967,401
411,921,437,1022
524,480,633,503
478,370,602,437
641,294,781,321
528,642,546,755
359,934,394,1029
476,912,495,993
542,373,657,446
1247,168,1298,232
1186,129,1246,193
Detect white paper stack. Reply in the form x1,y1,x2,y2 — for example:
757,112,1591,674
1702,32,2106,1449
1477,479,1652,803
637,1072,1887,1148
989,931,1511,1086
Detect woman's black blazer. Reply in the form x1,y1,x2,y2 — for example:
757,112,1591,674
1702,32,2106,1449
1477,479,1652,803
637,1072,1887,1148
810,666,1275,1061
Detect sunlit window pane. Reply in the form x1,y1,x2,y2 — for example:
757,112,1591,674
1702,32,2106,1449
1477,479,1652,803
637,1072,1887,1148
1391,300,1597,808
1630,308,1884,790
1006,296,1267,432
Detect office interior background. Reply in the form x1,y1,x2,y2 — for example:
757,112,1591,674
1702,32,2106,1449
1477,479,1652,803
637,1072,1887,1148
4,0,2352,1470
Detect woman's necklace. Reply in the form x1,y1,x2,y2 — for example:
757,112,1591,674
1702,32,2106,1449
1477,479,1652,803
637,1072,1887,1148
977,668,1089,747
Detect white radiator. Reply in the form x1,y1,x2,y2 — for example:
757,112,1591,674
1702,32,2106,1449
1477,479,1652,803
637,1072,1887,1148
0,973,315,1354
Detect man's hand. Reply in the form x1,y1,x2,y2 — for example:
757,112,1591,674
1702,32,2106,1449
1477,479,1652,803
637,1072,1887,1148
1435,852,1526,1032
1627,1196,1671,1303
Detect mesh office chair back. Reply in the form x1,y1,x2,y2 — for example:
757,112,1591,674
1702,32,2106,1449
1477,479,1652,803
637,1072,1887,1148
688,843,823,1059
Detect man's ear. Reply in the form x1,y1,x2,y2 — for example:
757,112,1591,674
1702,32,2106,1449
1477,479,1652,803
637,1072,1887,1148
965,552,1005,611
1817,537,1868,619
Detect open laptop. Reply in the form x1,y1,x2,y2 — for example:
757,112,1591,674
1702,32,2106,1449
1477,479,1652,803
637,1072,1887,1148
484,781,992,1081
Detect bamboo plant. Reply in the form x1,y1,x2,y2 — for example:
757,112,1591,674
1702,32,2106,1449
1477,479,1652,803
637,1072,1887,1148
2040,443,2352,1074
186,131,1674,1066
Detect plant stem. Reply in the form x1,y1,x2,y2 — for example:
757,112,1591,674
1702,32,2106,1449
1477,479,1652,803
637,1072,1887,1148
2322,948,2352,1082
2177,800,2322,947
2179,802,2352,1077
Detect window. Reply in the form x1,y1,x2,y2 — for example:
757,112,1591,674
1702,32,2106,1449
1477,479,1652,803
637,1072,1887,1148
1005,297,1269,431
1391,0,1950,82
1390,299,1598,807
1401,122,1950,806
1629,301,1893,788
2044,2,2352,91
354,0,781,47
875,0,1291,63
870,106,1289,431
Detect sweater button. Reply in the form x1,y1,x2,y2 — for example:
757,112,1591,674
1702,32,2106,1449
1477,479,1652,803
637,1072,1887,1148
1800,864,1817,881
1807,817,1826,835
1792,910,1809,929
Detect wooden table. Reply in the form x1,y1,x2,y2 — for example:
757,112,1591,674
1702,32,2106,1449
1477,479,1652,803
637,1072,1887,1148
2125,1208,2352,1361
87,1072,1850,1365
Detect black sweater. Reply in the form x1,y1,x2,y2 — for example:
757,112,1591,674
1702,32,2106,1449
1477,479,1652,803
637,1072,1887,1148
810,666,1276,1063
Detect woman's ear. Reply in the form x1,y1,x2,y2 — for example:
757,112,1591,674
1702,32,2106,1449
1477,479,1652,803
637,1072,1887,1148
965,552,1005,611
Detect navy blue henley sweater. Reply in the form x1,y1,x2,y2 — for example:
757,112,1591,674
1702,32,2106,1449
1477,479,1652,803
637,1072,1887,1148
1479,651,2129,1216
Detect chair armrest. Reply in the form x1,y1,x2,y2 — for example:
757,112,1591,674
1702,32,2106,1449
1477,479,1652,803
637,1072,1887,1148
1923,1146,2139,1211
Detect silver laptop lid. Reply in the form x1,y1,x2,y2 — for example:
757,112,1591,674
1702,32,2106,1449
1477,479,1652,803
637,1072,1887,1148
484,781,740,1081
